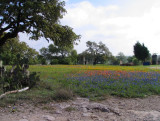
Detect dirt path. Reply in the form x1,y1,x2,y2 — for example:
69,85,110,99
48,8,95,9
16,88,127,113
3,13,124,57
1,96,160,121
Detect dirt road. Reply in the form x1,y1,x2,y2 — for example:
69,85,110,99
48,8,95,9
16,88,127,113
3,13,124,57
1,96,160,121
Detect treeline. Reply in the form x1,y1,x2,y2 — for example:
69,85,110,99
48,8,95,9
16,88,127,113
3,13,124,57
0,36,152,66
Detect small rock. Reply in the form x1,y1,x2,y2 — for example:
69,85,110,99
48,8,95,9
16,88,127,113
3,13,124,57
60,104,70,109
77,97,89,102
22,116,27,119
68,119,76,121
98,118,104,121
110,108,121,116
91,115,99,119
55,110,62,114
88,103,110,112
20,103,24,106
43,115,55,121
19,119,29,121
82,107,88,113
82,112,92,117
56,117,68,121
81,104,88,108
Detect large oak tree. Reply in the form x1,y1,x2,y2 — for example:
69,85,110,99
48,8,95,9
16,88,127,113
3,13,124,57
0,0,80,46
85,41,112,64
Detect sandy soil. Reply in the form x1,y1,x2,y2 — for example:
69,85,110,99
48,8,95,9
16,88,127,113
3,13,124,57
1,95,160,121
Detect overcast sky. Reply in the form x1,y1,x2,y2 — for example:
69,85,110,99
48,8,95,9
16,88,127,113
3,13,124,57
20,0,160,56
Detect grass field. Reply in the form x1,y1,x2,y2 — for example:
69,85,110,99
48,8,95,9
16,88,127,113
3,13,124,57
1,65,160,105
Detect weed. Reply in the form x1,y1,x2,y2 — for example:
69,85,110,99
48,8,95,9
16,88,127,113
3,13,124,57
53,87,73,101
65,106,76,112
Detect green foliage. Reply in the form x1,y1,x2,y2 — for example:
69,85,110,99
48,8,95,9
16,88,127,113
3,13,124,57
116,52,127,64
80,41,112,65
48,44,73,58
38,55,47,65
39,44,78,65
53,87,73,101
0,55,40,92
70,50,78,64
59,58,72,65
108,56,119,65
2,65,160,105
132,58,141,65
0,36,39,65
134,41,150,62
65,106,76,112
0,0,80,47
50,59,59,65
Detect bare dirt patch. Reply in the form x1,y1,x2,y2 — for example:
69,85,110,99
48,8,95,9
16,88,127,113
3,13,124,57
1,95,160,121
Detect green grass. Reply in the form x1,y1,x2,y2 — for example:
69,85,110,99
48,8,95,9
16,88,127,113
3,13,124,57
1,65,160,106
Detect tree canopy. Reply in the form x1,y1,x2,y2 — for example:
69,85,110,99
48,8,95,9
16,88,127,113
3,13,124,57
0,0,80,46
133,41,150,62
82,41,112,64
0,36,39,65
116,52,127,64
39,43,77,65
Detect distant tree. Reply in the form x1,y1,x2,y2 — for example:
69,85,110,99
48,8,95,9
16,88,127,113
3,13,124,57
109,56,119,65
77,51,93,64
132,58,141,65
127,56,134,63
133,41,150,62
0,36,39,65
48,44,73,58
116,52,127,64
0,0,80,47
39,44,77,65
70,50,78,65
38,55,47,65
39,47,50,60
85,41,112,65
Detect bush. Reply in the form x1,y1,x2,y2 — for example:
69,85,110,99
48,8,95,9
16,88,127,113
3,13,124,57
133,58,140,65
53,88,73,101
50,59,59,65
59,58,72,65
1,67,40,92
0,55,40,92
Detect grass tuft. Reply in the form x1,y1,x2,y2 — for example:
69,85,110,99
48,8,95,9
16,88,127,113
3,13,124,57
53,87,73,101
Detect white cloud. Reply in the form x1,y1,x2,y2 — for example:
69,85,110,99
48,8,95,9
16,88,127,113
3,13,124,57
19,33,52,52
61,0,160,56
19,0,160,56
63,1,118,28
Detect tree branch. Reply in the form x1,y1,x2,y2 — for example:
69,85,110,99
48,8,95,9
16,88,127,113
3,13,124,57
0,87,29,99
0,31,18,46
0,22,15,36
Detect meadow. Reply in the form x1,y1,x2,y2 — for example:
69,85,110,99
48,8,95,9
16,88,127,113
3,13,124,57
1,65,160,105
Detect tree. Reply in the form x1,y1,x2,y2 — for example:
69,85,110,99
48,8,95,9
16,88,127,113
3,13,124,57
109,56,119,65
85,41,112,65
0,36,39,65
116,52,127,64
0,0,80,46
70,50,78,65
48,44,73,58
133,41,150,62
39,44,77,65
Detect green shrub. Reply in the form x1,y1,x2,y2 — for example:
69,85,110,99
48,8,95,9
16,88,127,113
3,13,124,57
50,59,59,65
59,58,72,65
53,88,73,101
0,54,40,92
133,58,141,65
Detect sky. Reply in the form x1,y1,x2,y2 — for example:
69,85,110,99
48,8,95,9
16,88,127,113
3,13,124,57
19,0,160,56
